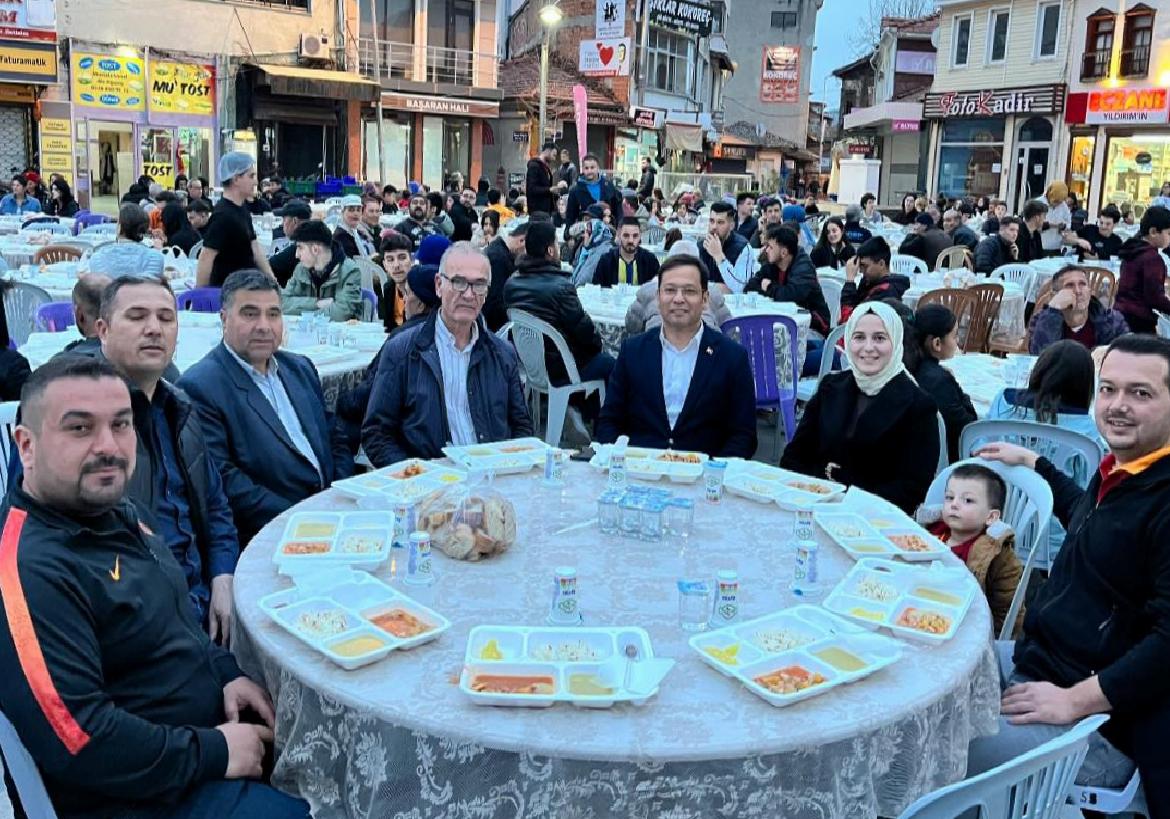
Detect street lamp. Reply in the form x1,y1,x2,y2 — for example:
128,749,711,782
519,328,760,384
538,2,563,145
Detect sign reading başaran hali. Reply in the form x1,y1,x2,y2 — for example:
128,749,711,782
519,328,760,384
381,92,499,119
924,85,1065,119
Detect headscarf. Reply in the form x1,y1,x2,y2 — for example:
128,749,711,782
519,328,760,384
571,220,615,286
843,301,910,397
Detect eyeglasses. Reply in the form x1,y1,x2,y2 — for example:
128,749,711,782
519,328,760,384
661,286,702,299
442,275,490,296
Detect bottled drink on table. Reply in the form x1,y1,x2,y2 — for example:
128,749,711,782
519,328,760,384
789,538,821,599
405,531,435,587
608,448,627,490
710,569,741,627
389,502,414,582
548,566,582,625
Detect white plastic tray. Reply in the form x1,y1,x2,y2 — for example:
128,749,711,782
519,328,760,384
331,458,465,504
723,462,845,510
443,437,551,475
822,558,978,645
273,510,394,572
259,568,451,669
589,445,707,482
459,626,669,708
689,605,902,707
814,509,951,562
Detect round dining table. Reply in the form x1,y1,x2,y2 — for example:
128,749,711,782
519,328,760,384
233,464,1000,819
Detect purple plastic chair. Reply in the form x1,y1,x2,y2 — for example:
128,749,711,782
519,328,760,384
360,288,378,322
33,301,75,332
176,287,222,312
74,210,114,233
721,313,799,463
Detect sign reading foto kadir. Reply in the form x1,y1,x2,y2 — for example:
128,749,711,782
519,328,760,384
760,46,800,104
648,0,713,37
579,37,631,77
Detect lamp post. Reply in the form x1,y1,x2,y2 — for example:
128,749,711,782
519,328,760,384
538,2,563,145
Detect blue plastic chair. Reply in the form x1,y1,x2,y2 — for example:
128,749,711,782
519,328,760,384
721,314,799,463
0,705,60,818
360,288,378,323
33,301,74,332
898,714,1108,818
175,287,222,313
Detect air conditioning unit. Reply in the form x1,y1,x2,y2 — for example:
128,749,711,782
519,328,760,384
299,33,330,60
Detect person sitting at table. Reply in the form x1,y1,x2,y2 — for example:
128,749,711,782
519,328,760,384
700,201,754,294
781,301,939,513
1064,205,1123,262
268,199,312,287
749,197,783,248
1028,265,1129,355
46,177,78,218
362,242,533,467
746,225,831,337
625,240,730,335
84,203,166,279
839,237,911,324
891,193,918,226
809,216,855,271
332,195,377,259
593,216,661,287
1115,205,1170,334
734,192,758,241
376,231,412,332
596,254,757,458
63,272,112,357
974,216,1021,274
968,334,1170,813
943,207,979,253
908,303,977,463
187,197,212,240
1016,200,1048,264
859,193,883,227
571,211,616,287
281,220,363,321
0,173,42,215
989,339,1103,446
841,204,873,247
484,220,527,332
161,201,202,256
898,213,953,271
179,270,354,545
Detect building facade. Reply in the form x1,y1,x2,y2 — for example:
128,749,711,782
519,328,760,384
926,0,1073,210
0,0,57,181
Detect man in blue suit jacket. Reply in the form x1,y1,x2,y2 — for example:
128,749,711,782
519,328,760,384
179,270,354,545
596,254,758,458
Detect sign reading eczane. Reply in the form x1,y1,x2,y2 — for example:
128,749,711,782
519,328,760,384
648,0,713,37
1086,88,1170,125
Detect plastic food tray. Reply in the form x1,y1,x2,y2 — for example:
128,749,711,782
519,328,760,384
443,437,551,475
723,463,845,510
459,626,666,708
273,511,394,572
589,445,707,483
822,559,979,645
331,459,466,504
814,509,951,562
689,605,902,707
259,568,451,670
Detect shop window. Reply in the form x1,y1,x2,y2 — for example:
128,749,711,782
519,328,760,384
941,117,1005,144
1067,134,1095,204
770,11,797,28
1034,2,1061,59
1081,11,1114,80
1120,4,1154,77
648,27,694,98
952,14,972,67
1103,135,1170,209
939,116,1004,200
986,9,1010,64
1018,117,1053,143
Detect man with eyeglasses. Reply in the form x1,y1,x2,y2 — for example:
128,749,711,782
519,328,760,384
596,254,758,458
362,242,533,467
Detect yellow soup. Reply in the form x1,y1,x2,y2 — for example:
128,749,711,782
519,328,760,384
849,607,885,622
568,673,615,696
912,587,963,607
331,635,387,658
813,647,867,672
850,542,888,553
295,522,336,538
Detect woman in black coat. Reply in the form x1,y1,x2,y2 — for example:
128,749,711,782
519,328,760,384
809,217,855,270
781,301,939,513
909,303,977,463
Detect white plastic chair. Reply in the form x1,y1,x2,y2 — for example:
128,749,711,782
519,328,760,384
796,324,846,403
821,278,844,329
189,240,204,261
935,412,949,476
81,223,117,237
0,401,17,498
924,458,1053,640
898,714,1108,819
1156,310,1170,339
991,264,1037,301
21,223,71,238
3,282,52,346
1070,770,1146,816
355,256,383,292
506,309,606,447
891,253,929,276
643,225,666,246
0,705,60,819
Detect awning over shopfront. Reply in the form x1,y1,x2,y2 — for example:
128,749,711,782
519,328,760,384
708,35,734,74
664,123,704,152
843,100,923,131
249,64,380,102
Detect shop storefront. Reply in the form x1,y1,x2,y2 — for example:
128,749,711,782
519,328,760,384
1065,87,1170,214
69,46,218,214
0,10,59,178
840,101,925,205
924,84,1065,209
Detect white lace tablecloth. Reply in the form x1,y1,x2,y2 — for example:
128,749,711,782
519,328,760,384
232,465,1000,819
943,353,1011,419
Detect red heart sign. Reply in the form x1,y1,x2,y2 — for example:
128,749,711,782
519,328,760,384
598,44,614,64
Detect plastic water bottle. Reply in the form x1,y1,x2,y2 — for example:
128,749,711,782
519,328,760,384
389,502,414,582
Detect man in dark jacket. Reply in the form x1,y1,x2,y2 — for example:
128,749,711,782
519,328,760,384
483,220,528,331
179,271,355,546
734,192,758,241
749,197,784,248
449,188,477,242
974,217,1021,274
592,216,661,287
839,237,911,323
556,149,578,188
396,193,438,251
971,334,1170,816
564,153,623,236
1028,265,1129,354
362,243,533,467
700,201,751,291
898,213,953,270
95,276,240,644
1018,199,1048,263
746,225,831,335
268,199,311,286
842,204,874,246
1115,205,1170,334
637,157,656,201
0,356,309,819
943,207,979,253
525,141,564,216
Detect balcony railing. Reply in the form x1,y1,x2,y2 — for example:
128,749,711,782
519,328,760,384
1120,44,1151,77
357,38,498,89
1080,48,1110,80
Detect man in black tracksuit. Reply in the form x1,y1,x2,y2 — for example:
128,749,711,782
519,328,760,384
971,334,1170,818
0,356,309,818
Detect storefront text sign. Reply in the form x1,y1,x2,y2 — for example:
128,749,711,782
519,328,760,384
382,91,499,118
924,85,1065,119
512,130,528,142
0,40,55,83
647,0,713,37
143,161,174,190
39,115,71,187
595,0,625,40
579,38,631,77
72,52,147,111
0,0,57,42
892,119,920,132
150,61,215,116
761,45,800,104
712,143,755,160
1086,88,1170,125
632,107,662,128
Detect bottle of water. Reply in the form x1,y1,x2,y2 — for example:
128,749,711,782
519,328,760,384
676,534,711,632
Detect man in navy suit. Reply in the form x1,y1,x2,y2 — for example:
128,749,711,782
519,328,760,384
179,269,354,545
596,254,758,458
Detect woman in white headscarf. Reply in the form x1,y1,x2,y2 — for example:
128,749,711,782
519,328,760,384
780,301,940,513
571,219,615,286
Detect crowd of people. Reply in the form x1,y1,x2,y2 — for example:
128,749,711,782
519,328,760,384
3,147,1170,818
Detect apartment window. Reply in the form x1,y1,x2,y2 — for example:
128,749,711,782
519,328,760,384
770,11,798,28
1035,2,1061,59
952,14,972,67
648,27,694,98
987,9,1010,63
1121,4,1154,77
1081,12,1114,80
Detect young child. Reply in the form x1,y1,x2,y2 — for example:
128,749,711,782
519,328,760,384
917,463,1025,637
